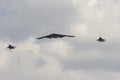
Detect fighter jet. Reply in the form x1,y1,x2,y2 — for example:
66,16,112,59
96,37,106,42
7,44,16,49
37,33,75,39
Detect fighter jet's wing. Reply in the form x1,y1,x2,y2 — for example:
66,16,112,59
96,39,100,41
96,38,106,42
102,39,106,42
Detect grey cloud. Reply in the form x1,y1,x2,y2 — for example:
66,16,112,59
61,57,120,72
0,0,78,41
59,40,120,72
34,58,46,68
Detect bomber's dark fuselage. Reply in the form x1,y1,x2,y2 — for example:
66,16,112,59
37,33,75,39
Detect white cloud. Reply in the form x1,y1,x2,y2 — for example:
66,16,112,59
0,0,120,80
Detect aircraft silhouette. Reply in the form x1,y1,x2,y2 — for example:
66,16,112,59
37,33,75,39
96,37,106,42
7,44,16,49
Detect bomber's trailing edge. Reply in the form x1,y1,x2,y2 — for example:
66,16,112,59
96,37,106,42
37,33,75,39
7,44,16,49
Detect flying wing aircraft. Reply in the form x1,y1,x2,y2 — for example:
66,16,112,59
37,33,75,39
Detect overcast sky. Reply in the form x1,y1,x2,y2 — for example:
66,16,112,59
0,0,120,80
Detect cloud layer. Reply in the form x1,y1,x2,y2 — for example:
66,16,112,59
0,0,120,80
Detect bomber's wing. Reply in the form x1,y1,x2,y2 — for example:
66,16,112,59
54,34,75,38
64,35,75,37
36,34,50,39
37,34,75,39
37,36,46,39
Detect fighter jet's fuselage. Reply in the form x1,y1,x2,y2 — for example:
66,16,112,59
7,44,16,49
97,37,106,42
